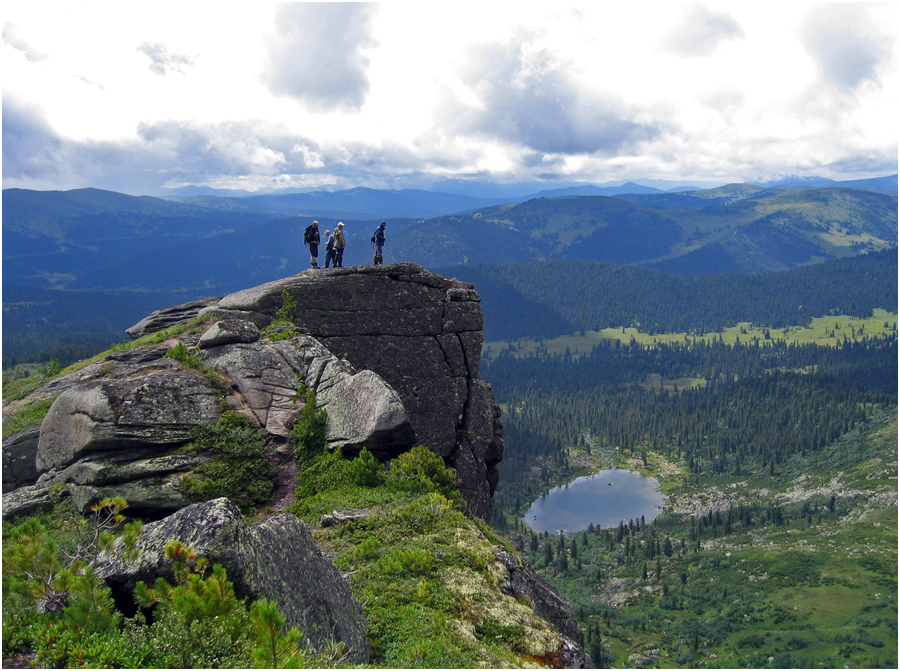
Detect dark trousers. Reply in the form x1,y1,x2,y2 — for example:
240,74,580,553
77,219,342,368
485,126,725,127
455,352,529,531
324,248,336,268
309,243,319,266
334,247,345,267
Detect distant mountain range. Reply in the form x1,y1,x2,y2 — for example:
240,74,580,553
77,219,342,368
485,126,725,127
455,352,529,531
161,174,897,217
2,176,896,296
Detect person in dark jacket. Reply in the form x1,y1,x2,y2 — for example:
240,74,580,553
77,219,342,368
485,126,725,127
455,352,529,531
372,221,387,265
304,220,320,267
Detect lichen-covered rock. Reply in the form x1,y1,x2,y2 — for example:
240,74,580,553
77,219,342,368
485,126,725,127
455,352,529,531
494,549,586,652
125,297,221,339
0,482,56,519
2,426,41,493
200,263,503,519
197,319,260,349
36,365,221,472
95,498,369,664
200,334,415,458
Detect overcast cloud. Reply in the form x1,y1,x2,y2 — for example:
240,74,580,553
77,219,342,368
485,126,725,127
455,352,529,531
448,34,666,156
1,2,896,196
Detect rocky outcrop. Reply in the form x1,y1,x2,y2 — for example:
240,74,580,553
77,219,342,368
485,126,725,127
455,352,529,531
3,264,502,522
201,263,503,519
200,334,415,457
125,296,221,339
36,361,222,472
2,426,41,493
96,498,369,664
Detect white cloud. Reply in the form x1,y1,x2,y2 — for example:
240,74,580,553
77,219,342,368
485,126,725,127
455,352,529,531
2,22,47,61
801,3,894,93
444,32,667,158
262,3,377,111
662,3,745,57
138,42,195,76
1,2,896,195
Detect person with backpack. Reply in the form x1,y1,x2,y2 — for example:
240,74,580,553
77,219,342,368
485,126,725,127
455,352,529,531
333,222,346,267
372,221,387,265
303,220,320,268
323,229,336,268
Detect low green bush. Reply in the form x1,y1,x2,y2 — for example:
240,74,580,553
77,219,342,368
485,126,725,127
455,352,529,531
4,523,327,668
180,412,275,514
292,386,327,463
164,341,203,369
347,447,383,486
385,445,462,506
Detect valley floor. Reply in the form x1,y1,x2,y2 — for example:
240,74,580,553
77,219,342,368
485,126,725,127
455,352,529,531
506,411,897,668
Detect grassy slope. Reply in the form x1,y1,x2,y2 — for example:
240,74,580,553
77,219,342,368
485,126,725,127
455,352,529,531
284,448,583,668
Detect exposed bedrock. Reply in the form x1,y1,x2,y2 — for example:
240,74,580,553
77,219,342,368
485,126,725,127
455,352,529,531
201,263,504,519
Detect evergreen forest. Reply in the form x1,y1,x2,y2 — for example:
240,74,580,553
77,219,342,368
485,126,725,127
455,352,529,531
478,251,897,668
440,247,897,340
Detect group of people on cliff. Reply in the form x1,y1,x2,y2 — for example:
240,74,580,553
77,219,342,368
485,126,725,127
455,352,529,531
303,220,387,269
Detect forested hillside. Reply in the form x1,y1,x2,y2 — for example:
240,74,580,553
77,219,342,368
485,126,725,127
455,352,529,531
481,314,897,667
440,248,898,340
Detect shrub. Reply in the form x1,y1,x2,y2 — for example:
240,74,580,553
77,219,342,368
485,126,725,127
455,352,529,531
348,447,384,486
475,617,526,649
181,412,275,513
275,290,298,324
164,341,203,369
386,445,461,505
2,499,145,667
292,386,327,463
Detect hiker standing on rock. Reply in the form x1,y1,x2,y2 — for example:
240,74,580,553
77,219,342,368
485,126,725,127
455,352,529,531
333,222,346,267
323,229,336,268
372,221,387,265
304,220,320,268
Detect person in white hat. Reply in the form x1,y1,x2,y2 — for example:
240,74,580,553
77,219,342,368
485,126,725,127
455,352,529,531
333,222,347,267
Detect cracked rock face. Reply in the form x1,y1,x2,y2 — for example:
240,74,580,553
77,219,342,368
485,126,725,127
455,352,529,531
203,263,504,520
200,334,416,458
36,362,222,472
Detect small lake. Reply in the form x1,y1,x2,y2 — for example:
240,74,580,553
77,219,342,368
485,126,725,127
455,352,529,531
524,469,667,534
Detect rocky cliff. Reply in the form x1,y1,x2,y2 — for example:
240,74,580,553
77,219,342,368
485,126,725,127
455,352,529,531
2,264,592,667
197,263,504,519
4,263,502,521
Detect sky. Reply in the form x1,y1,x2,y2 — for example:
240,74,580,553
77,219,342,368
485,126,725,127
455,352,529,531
2,1,897,196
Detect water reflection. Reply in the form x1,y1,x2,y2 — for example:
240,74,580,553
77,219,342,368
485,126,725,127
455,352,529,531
524,469,667,534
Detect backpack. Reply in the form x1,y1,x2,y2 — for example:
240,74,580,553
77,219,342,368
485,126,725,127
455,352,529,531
304,225,316,244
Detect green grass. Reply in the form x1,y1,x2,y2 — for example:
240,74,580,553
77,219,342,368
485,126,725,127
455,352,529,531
286,446,581,668
1,397,57,439
484,309,898,360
